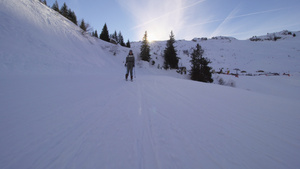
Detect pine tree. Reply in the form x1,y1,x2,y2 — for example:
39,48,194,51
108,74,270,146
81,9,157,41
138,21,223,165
43,0,48,6
118,31,125,46
67,9,77,25
110,31,118,42
163,31,178,69
189,44,213,83
80,19,87,32
60,3,68,18
94,30,98,38
190,44,203,81
39,0,47,6
91,30,98,38
100,23,110,42
51,0,59,12
126,40,131,48
140,31,151,62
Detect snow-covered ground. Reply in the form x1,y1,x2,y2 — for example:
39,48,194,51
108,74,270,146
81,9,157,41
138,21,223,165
132,31,300,75
1,74,299,169
1,0,300,168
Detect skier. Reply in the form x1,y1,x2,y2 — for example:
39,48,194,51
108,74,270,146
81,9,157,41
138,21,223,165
125,50,135,81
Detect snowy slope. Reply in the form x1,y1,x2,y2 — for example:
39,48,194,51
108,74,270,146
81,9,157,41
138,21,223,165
132,31,300,75
1,0,300,169
131,30,300,99
0,0,127,75
1,75,300,169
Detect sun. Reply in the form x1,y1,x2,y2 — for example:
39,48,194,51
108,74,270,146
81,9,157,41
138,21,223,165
147,37,154,43
146,29,168,42
141,30,162,43
147,33,155,43
147,32,161,43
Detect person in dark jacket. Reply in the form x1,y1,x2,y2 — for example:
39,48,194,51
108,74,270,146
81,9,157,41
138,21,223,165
125,50,135,81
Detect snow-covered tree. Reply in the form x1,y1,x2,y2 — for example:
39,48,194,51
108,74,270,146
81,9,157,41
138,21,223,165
140,31,151,62
163,31,178,69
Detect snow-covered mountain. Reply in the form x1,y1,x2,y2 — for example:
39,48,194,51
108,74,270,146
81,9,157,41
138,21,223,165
132,30,300,75
1,0,300,169
1,0,299,76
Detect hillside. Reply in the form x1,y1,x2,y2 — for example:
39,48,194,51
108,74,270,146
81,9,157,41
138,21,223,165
1,0,300,169
132,30,300,75
0,0,127,75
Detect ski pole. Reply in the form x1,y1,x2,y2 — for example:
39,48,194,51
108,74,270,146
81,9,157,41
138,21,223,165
134,67,136,78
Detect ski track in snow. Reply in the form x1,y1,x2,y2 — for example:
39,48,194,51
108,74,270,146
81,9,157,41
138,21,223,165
1,74,300,169
2,70,297,163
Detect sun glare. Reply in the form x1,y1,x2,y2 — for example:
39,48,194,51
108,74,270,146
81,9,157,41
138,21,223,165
147,32,160,42
147,36,154,43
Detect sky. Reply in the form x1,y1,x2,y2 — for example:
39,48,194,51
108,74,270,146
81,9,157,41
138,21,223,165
45,0,300,42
